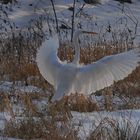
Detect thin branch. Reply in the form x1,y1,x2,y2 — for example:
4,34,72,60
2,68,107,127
50,0,59,33
71,0,76,42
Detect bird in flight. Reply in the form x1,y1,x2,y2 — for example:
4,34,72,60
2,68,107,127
36,30,140,102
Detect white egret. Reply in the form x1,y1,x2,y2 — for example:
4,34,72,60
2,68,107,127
36,30,140,102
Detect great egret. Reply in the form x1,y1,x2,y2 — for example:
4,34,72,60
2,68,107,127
36,30,140,102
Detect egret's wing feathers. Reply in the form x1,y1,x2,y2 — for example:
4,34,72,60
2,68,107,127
75,49,140,94
36,35,61,86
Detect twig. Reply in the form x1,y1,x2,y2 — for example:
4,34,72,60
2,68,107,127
71,0,76,42
50,0,59,33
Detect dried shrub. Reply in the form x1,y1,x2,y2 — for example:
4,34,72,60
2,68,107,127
87,117,140,140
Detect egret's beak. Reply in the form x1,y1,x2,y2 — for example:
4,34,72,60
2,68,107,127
82,31,98,35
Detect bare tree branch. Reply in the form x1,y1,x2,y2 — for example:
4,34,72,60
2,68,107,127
71,0,76,42
50,0,59,33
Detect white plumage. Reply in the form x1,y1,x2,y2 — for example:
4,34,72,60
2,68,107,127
36,30,140,102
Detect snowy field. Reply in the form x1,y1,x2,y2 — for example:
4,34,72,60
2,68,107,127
0,0,140,139
72,109,140,139
2,0,140,45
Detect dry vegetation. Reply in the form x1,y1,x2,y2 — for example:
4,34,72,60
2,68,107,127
3,114,79,140
87,117,140,140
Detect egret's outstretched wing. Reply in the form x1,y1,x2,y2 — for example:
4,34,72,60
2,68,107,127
75,49,140,94
36,35,62,86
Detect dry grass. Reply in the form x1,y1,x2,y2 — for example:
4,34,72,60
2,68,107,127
87,117,140,140
63,94,99,112
4,121,79,140
3,102,79,140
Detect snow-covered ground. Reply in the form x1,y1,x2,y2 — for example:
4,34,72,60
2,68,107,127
0,81,139,139
0,108,139,140
1,0,140,46
0,81,42,93
72,109,140,139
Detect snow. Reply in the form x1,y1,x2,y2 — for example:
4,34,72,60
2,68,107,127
1,0,140,45
0,108,139,140
0,137,22,140
72,109,140,139
0,110,140,140
0,137,44,140
0,81,42,93
0,81,139,139
2,0,70,28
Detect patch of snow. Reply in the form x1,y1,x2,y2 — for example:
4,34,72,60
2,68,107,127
0,81,42,93
0,82,13,93
0,137,22,140
72,109,140,140
1,0,139,45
